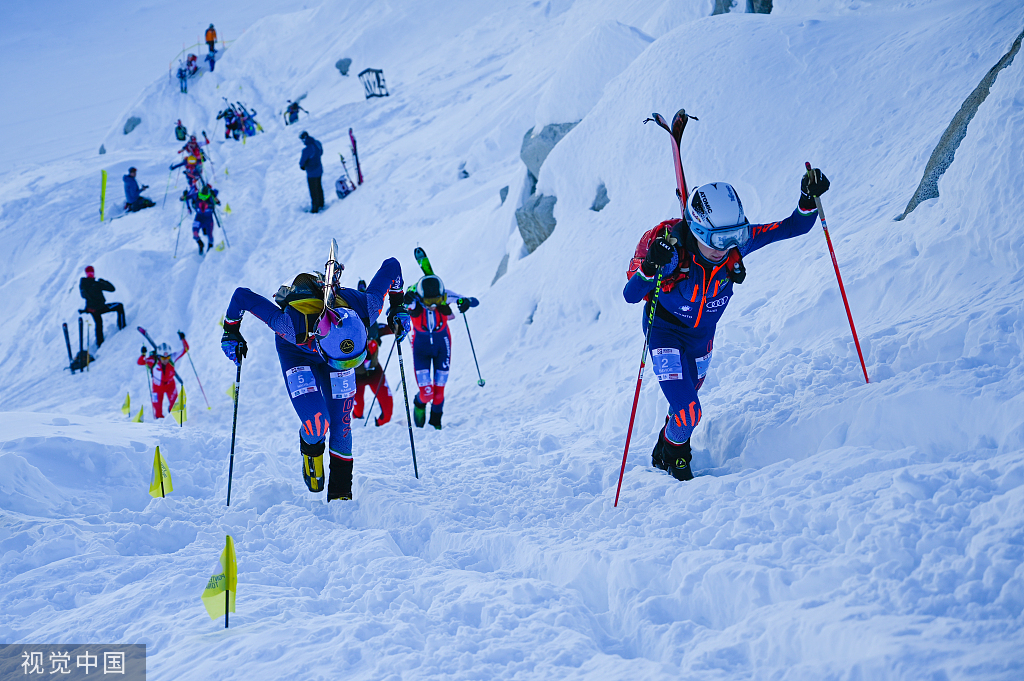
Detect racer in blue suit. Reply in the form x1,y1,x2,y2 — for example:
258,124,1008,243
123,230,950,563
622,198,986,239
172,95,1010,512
623,170,830,481
220,257,411,501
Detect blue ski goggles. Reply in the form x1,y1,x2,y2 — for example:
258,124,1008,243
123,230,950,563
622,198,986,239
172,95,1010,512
687,219,751,251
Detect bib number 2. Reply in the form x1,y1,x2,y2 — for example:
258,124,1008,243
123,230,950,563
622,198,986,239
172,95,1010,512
651,348,683,381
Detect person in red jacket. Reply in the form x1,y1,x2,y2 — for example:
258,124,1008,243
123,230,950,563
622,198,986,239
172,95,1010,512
352,321,394,426
138,332,189,418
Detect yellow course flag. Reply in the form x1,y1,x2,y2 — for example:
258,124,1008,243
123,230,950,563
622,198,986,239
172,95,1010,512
122,393,131,415
201,535,237,621
132,407,144,423
171,387,187,426
149,446,173,498
227,383,236,400
224,203,231,213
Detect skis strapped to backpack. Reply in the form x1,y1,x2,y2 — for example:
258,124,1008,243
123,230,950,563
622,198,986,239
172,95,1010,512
138,326,184,384
349,128,363,185
414,247,434,276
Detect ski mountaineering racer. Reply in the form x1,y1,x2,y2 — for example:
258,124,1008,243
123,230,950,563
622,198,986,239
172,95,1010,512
138,333,189,419
623,170,830,481
181,183,220,254
219,244,411,501
403,275,479,430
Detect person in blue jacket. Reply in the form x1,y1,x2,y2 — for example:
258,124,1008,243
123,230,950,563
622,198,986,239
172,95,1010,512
220,257,411,501
180,183,220,255
298,131,324,213
403,275,479,430
623,170,830,481
123,168,155,212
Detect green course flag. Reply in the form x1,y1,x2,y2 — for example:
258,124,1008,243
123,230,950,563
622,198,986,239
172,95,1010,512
149,446,173,498
100,170,107,222
201,535,237,627
224,202,231,212
132,407,144,423
122,393,131,415
226,383,236,400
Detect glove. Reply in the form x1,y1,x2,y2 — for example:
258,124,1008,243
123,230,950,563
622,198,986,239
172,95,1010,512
641,237,675,277
141,185,149,191
403,289,417,306
800,168,830,211
221,320,247,364
141,346,148,355
457,297,472,313
177,330,185,340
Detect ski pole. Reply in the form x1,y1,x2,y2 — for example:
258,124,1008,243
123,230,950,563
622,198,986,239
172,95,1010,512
805,162,869,384
162,167,174,208
395,337,419,479
213,206,230,247
461,311,485,387
614,272,664,508
364,337,396,426
174,199,186,258
144,364,155,419
183,343,211,409
226,359,242,506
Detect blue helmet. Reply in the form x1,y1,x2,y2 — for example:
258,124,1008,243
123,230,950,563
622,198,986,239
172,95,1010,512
684,182,751,252
313,307,367,370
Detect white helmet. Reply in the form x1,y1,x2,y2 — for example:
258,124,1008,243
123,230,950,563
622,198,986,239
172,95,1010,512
684,182,750,251
157,343,172,357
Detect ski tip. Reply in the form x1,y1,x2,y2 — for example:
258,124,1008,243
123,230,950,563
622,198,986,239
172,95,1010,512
329,238,338,259
805,161,813,171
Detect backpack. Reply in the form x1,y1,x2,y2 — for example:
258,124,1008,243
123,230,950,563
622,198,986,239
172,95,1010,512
175,125,187,141
273,277,370,344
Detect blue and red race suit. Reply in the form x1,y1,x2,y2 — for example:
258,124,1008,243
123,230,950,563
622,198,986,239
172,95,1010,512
406,291,478,414
223,259,403,462
623,206,818,445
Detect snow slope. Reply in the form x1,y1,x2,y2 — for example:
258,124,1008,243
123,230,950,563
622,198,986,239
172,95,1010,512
2,0,1024,678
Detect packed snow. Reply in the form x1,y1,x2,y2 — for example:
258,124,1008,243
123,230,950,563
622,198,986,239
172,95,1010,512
1,0,1023,679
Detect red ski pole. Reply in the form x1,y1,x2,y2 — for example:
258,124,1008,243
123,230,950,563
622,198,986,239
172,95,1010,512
805,161,869,384
615,109,696,507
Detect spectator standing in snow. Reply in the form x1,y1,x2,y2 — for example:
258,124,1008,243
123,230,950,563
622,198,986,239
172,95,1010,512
123,167,155,212
623,171,831,481
298,131,325,213
206,24,217,52
78,266,126,347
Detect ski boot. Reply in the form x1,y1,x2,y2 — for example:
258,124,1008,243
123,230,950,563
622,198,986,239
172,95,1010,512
667,437,694,481
413,397,426,428
195,237,205,256
300,437,325,492
428,409,442,430
327,454,353,501
207,240,214,252
374,415,389,427
651,427,670,471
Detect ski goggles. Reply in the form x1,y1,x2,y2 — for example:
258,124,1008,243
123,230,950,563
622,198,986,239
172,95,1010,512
689,219,751,251
422,295,446,307
313,307,366,371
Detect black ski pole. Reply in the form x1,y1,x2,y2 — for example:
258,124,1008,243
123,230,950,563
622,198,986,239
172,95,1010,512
226,360,242,505
174,199,186,258
364,337,396,426
213,206,230,247
162,167,174,208
461,311,485,387
395,338,419,478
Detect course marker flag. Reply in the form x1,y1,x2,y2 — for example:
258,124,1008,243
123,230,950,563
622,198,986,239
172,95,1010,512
171,386,187,426
149,446,173,498
132,407,144,423
201,535,237,627
122,393,131,415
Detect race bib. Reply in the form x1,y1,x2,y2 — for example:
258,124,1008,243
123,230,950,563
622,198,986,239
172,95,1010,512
696,351,713,380
329,369,356,399
651,348,683,381
285,366,318,398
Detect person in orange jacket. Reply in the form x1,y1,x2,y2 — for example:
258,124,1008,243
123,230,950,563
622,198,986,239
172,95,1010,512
138,332,189,418
205,24,217,52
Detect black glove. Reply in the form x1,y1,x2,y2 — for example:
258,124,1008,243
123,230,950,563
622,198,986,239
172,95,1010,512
800,168,830,211
387,292,412,342
641,238,675,277
457,298,471,313
141,346,148,355
221,320,247,364
403,289,417,306
177,330,186,340
141,185,149,191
